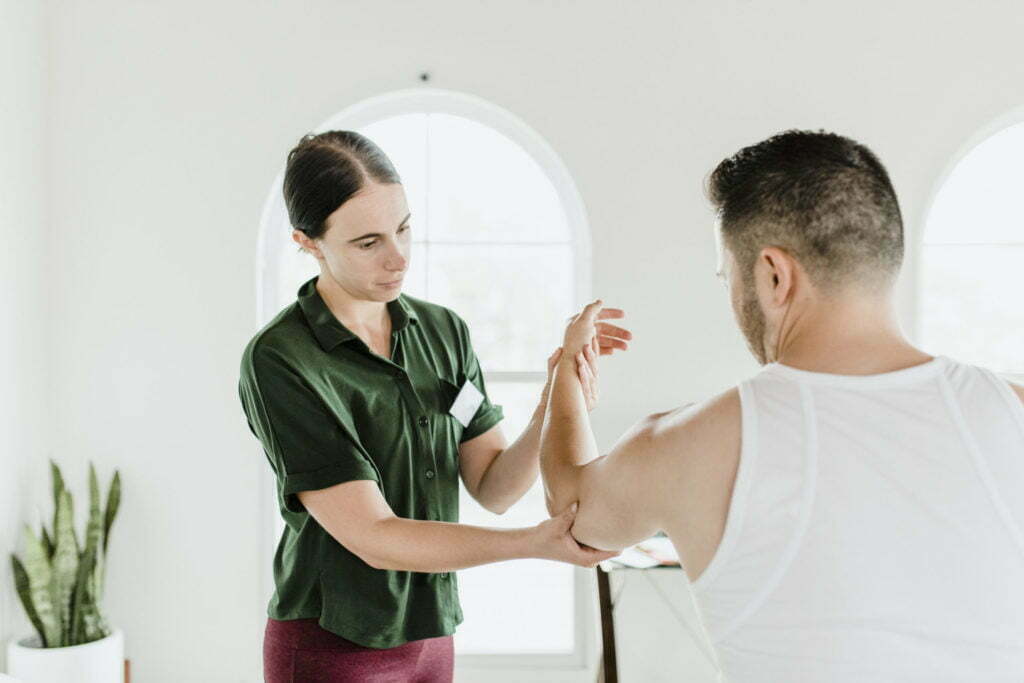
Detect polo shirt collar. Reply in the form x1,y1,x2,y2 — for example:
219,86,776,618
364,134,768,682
297,277,419,352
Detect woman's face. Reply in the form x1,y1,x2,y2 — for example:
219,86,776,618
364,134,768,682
299,182,412,303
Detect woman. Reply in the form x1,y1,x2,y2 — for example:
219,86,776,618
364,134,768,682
238,130,631,682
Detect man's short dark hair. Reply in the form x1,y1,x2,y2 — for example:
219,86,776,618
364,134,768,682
707,130,904,292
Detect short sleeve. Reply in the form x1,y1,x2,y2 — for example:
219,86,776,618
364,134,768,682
239,345,379,513
451,315,504,443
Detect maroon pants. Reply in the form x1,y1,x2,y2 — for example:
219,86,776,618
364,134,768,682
263,618,454,683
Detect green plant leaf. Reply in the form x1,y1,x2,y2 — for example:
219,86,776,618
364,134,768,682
85,462,106,604
51,490,79,646
12,554,48,647
102,471,120,556
69,545,96,646
21,525,60,647
41,526,54,561
85,464,102,560
50,460,64,556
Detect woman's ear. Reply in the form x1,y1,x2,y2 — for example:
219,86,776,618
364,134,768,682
292,229,321,259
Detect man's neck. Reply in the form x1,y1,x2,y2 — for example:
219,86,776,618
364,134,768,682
774,295,932,375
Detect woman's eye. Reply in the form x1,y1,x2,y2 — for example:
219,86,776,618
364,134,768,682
359,241,377,250
398,225,410,234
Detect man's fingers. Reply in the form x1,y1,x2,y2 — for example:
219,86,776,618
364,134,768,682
597,337,629,353
579,299,604,324
595,307,625,321
595,322,632,340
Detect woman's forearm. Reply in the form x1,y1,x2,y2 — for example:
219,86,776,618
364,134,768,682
364,518,536,572
474,411,544,513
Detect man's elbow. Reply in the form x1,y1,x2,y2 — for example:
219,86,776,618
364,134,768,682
543,483,577,518
481,499,510,516
541,468,581,516
569,521,625,554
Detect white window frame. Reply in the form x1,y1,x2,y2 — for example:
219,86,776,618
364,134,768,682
913,104,1024,386
254,88,595,674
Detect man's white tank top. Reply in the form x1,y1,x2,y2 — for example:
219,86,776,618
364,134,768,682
690,355,1024,682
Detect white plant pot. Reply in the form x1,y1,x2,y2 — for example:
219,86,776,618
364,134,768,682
6,629,123,683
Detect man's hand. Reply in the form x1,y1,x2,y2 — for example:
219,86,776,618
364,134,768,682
562,299,630,358
560,300,630,411
529,503,619,567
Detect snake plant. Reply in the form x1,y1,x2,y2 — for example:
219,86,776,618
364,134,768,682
10,461,121,648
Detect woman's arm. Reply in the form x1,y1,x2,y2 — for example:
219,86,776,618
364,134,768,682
458,418,540,515
298,480,615,573
457,349,561,514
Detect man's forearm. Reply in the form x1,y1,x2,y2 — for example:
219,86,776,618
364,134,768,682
366,518,535,572
474,411,544,514
540,358,600,515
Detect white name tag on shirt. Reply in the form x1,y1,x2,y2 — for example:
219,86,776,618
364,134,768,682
449,380,484,428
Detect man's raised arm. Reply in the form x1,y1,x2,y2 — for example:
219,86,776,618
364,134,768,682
540,301,670,551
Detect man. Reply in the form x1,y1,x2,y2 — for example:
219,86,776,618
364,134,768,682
540,130,1024,681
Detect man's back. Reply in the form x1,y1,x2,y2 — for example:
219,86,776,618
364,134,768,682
683,355,1024,682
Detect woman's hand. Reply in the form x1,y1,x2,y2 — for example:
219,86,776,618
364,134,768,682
576,344,599,412
529,503,619,567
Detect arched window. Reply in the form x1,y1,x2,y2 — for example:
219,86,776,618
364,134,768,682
257,89,592,664
919,120,1024,379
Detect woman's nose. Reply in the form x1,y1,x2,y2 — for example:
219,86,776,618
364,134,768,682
384,246,408,272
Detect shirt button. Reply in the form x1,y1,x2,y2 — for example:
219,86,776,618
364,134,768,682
418,416,429,427
425,469,435,479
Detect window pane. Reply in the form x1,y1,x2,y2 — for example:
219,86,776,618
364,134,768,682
426,244,574,372
455,380,575,655
456,553,575,654
926,122,1024,245
919,244,1024,374
427,113,571,244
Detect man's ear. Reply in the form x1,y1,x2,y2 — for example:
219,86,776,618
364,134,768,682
758,247,796,307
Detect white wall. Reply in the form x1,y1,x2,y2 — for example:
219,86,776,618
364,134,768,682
6,0,1024,680
0,0,49,673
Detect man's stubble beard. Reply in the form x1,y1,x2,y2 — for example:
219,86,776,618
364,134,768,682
738,280,769,366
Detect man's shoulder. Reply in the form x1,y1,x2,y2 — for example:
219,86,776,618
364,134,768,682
615,387,742,467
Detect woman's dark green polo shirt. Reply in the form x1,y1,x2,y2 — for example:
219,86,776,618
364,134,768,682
238,277,503,648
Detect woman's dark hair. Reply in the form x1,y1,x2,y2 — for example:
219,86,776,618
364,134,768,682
282,130,401,239
707,129,904,292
